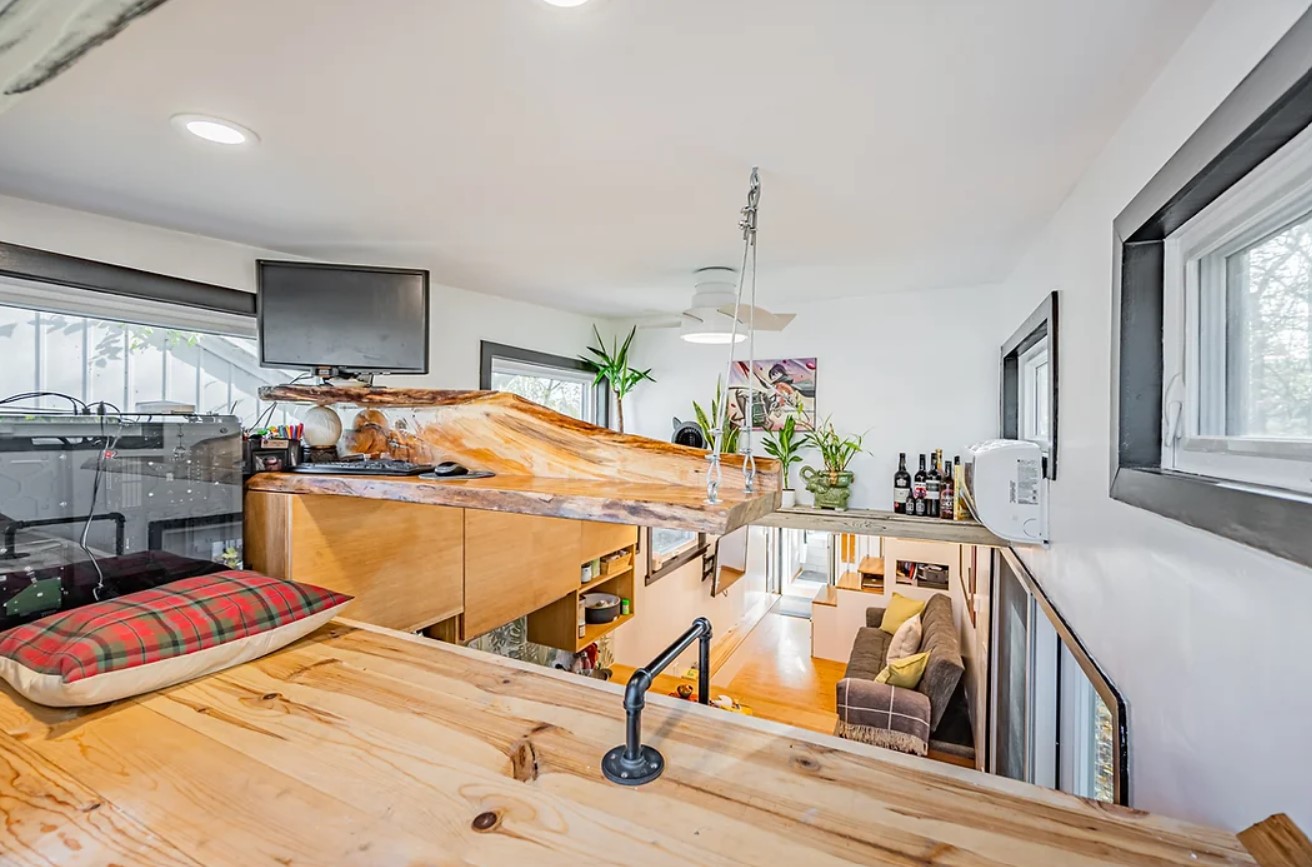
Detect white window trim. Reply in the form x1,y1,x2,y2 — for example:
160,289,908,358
489,356,600,424
1018,338,1051,452
1161,120,1312,494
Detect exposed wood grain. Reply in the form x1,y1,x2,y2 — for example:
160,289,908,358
0,620,1254,865
248,472,779,536
301,496,461,631
259,386,779,492
464,511,581,638
1239,814,1312,866
757,506,1006,546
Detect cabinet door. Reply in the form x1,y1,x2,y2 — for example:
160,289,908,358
578,521,638,564
464,511,581,638
286,495,464,632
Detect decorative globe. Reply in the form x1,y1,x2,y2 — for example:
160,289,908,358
302,405,343,448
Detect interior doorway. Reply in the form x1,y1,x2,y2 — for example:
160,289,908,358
775,529,829,619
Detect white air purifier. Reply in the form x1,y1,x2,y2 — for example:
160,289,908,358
962,439,1049,545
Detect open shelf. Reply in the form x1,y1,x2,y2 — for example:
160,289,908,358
527,538,638,653
580,565,633,593
577,613,634,650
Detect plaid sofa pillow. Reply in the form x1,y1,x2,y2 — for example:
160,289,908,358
0,570,351,707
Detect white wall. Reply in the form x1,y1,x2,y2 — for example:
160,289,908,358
0,194,599,389
624,285,1016,509
611,526,771,672
995,0,1312,832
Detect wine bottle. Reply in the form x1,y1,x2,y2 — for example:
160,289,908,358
926,453,942,518
913,454,928,516
893,453,911,514
941,457,955,520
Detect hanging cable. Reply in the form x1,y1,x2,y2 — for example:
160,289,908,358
706,167,760,504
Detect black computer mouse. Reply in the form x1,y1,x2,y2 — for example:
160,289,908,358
434,461,470,477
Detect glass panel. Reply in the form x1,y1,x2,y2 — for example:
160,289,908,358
993,556,1030,781
491,368,590,421
1222,211,1312,439
0,301,298,425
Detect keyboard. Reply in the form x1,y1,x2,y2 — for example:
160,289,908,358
290,459,435,476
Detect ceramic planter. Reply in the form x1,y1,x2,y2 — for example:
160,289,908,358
781,489,797,508
800,467,854,511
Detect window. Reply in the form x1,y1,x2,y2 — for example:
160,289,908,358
990,549,1127,804
1019,339,1051,450
479,341,607,426
0,275,299,426
1162,123,1312,494
1111,8,1312,569
1001,292,1058,477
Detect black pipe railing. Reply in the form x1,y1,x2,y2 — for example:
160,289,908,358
602,616,712,786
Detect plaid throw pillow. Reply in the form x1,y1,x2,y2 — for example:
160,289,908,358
0,571,350,707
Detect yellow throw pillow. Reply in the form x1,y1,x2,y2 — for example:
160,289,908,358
879,593,927,635
874,651,930,689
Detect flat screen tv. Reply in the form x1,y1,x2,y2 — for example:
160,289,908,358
257,260,430,376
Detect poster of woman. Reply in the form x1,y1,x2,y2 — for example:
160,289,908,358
727,357,817,431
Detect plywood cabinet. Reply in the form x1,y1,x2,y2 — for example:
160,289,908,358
463,510,581,638
578,521,638,564
246,489,639,646
245,492,464,633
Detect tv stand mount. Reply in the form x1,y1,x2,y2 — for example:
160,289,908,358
311,367,376,387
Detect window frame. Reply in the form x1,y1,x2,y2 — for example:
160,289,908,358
1161,121,1312,493
1001,291,1059,478
1111,5,1312,569
478,340,609,428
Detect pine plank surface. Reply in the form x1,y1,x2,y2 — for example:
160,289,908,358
0,621,1252,866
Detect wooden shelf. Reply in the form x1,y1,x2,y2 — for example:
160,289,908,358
577,613,634,650
755,507,1005,546
581,565,633,592
837,571,884,594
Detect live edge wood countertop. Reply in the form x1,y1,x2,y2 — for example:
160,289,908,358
246,472,778,535
0,621,1253,866
250,386,781,535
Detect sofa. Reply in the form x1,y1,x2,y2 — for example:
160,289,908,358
833,594,964,756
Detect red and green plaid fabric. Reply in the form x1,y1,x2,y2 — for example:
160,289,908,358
0,571,350,683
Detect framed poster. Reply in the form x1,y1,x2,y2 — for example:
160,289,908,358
727,357,817,431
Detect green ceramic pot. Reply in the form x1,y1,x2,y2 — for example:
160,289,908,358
800,466,855,511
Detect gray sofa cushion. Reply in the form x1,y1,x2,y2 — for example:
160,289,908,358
915,594,964,733
844,627,890,681
864,607,887,629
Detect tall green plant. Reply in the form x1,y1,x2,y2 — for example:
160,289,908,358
579,325,654,433
762,414,803,489
692,377,740,454
802,417,864,475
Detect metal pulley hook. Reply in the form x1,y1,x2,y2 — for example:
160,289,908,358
740,166,761,242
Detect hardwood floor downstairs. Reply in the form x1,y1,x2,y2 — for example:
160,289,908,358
613,609,976,768
614,611,845,736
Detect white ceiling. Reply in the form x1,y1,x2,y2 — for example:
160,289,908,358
0,0,1208,315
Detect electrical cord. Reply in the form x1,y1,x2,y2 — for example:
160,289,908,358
80,409,124,601
0,391,90,413
250,372,311,431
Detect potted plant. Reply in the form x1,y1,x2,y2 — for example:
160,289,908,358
692,377,740,454
579,325,654,433
800,418,865,511
762,414,804,508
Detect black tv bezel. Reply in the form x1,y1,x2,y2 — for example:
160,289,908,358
256,259,431,375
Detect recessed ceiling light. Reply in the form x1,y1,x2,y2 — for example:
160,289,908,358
170,114,258,146
542,0,590,6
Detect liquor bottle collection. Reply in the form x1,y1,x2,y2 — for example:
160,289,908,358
892,450,961,519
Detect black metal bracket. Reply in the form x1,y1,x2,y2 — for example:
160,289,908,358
602,616,712,786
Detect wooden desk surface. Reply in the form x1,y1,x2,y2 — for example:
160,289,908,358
247,472,778,535
0,622,1252,865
